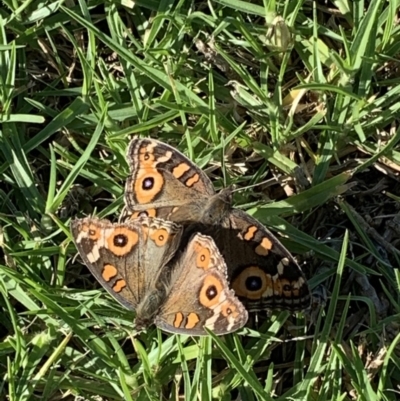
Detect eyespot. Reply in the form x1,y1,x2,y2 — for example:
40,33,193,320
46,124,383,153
245,275,263,292
199,275,223,308
106,227,139,256
206,285,217,300
134,171,164,204
142,177,154,190
194,243,211,270
150,228,169,246
113,234,128,247
231,266,268,300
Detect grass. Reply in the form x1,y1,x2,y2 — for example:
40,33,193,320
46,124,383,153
1,0,400,400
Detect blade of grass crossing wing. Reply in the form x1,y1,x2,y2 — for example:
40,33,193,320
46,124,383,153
253,215,373,276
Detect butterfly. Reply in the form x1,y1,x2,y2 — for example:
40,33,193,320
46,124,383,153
124,138,311,312
71,216,248,335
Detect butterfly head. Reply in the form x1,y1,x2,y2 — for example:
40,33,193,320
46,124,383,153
199,187,233,225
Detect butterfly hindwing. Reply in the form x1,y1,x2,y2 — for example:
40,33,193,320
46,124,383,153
155,233,248,335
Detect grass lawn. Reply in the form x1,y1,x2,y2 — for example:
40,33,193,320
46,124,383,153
1,0,400,400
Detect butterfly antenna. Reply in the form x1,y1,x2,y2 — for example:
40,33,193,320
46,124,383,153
230,178,277,193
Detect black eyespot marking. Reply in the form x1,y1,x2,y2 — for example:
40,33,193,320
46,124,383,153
144,153,150,160
283,284,292,291
226,307,232,315
158,234,164,241
245,276,263,292
206,285,217,300
142,177,154,190
114,234,128,247
89,229,96,236
200,255,206,262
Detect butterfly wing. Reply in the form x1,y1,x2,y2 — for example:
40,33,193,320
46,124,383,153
218,209,311,311
155,233,248,335
125,138,215,219
71,216,183,326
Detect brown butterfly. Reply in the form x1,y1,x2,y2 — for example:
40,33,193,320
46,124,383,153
124,138,311,312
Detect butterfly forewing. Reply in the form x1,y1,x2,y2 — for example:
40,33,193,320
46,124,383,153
125,138,215,220
71,217,183,319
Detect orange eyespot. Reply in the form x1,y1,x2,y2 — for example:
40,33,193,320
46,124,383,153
139,147,155,164
221,302,239,318
199,275,223,308
106,227,139,256
194,242,211,270
84,224,101,241
150,228,169,247
134,170,164,204
231,266,267,300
